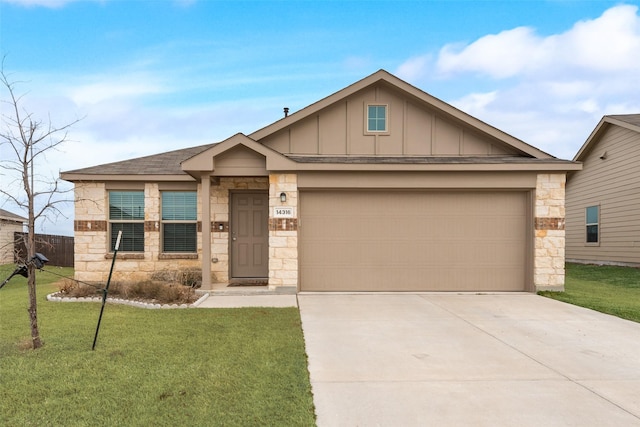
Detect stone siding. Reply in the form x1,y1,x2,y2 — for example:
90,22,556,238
73,182,202,284
73,172,567,293
268,173,298,289
534,173,566,291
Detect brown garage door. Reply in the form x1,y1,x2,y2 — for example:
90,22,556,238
299,190,529,291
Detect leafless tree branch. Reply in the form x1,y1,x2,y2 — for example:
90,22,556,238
1,57,83,349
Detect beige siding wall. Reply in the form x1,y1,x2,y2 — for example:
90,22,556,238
0,220,24,264
260,83,519,157
566,126,640,265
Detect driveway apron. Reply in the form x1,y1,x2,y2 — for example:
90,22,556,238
298,293,640,427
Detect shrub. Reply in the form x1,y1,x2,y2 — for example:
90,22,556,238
57,280,100,297
151,268,202,288
56,279,197,304
178,268,201,288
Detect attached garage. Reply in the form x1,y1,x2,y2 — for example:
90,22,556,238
300,190,531,292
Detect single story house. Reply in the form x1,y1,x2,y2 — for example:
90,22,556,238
61,70,580,292
566,114,640,266
0,208,27,264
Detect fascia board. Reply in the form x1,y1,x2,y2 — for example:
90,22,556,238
266,161,581,173
59,173,195,182
573,116,609,161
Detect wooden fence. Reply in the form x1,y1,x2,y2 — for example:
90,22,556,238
14,232,74,267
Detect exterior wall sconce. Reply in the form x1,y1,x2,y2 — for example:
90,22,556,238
280,192,287,203
218,223,224,231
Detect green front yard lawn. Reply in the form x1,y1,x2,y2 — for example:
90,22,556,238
0,266,316,426
539,263,640,323
4,261,636,425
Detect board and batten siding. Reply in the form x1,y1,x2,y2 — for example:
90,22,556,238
566,125,640,265
260,83,517,157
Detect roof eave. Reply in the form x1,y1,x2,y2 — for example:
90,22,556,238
60,173,196,183
271,161,581,172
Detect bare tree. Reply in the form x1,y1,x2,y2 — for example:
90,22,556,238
0,62,82,349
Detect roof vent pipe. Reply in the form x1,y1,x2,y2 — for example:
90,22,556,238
284,107,289,117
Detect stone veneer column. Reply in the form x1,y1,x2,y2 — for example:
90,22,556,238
73,182,109,283
534,173,566,291
268,173,298,290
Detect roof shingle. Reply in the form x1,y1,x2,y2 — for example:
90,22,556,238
0,208,27,222
608,114,640,128
62,143,216,176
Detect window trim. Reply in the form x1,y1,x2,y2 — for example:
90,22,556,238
161,191,198,254
108,190,145,253
585,205,600,246
364,103,390,135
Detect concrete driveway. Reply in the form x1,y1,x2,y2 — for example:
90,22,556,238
298,293,640,426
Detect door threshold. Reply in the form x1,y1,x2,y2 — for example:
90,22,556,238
228,278,268,287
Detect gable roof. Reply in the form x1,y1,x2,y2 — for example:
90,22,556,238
180,133,297,177
250,69,554,159
573,114,640,161
0,208,27,223
62,70,579,182
61,143,216,181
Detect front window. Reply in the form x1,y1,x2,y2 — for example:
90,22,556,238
109,191,144,252
162,191,197,252
586,205,599,243
367,104,387,132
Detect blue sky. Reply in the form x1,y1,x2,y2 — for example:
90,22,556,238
1,0,640,235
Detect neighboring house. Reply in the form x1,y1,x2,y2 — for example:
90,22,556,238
566,114,640,266
0,208,26,264
61,70,579,292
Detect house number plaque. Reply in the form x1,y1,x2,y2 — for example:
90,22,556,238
273,207,294,218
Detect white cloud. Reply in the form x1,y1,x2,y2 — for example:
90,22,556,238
451,91,498,113
437,27,542,79
558,5,640,73
435,4,640,79
396,54,433,82
64,73,169,106
396,4,640,160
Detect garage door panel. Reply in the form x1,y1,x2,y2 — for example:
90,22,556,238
300,191,528,292
302,265,524,292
